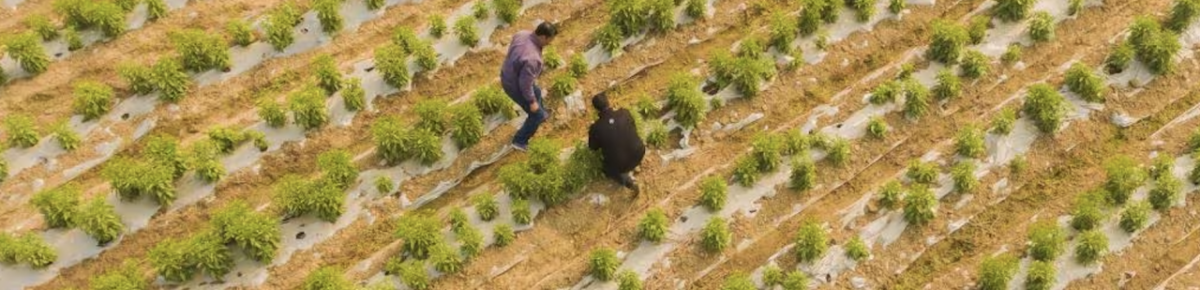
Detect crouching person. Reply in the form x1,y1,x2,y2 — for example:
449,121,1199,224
587,93,646,195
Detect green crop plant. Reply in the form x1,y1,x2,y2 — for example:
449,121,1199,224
32,185,80,229
644,120,668,148
1065,62,1106,103
315,0,343,34
887,0,904,14
7,32,50,75
89,1,128,37
1120,201,1151,233
333,77,363,112
762,265,784,286
933,69,962,101
1151,174,1182,210
698,176,727,211
5,114,39,148
420,16,444,40
26,15,58,41
866,116,888,139
1105,155,1146,205
550,74,578,99
1028,11,1055,42
319,149,357,190
375,44,410,89
638,208,668,243
394,211,441,259
397,259,429,290
1105,41,1134,74
781,129,810,155
273,175,345,221
960,49,989,79
449,207,469,234
569,53,589,78
1025,260,1055,290
118,63,155,95
870,80,901,105
1151,154,1176,180
0,160,5,183
146,0,167,20
826,137,851,166
790,156,817,191
89,262,144,289
266,3,301,50
562,142,604,194
78,196,123,244
149,238,192,282
665,74,706,128
951,160,978,194
646,0,675,33
145,135,188,179
595,24,623,54
685,0,706,19
770,12,798,53
413,99,450,134
52,121,80,151
63,27,83,51
781,270,809,290
719,273,754,290
1169,0,1200,32
456,17,481,47
904,185,937,226
373,176,394,195
152,58,191,102
606,0,645,36
1028,220,1066,261
512,198,532,224
493,0,520,23
904,80,930,119
955,125,985,158
849,0,875,21
845,236,870,262
413,40,438,73
207,126,246,154
1129,17,1182,75
728,55,776,98
751,133,783,172
103,158,176,205
993,0,1035,22
977,254,1019,290
175,231,235,282
473,85,517,119
431,243,462,273
968,16,988,45
794,221,828,263
169,29,232,72
928,20,969,64
991,107,1017,135
363,0,382,9
1068,0,1083,16
314,54,343,95
472,193,499,221
738,38,765,59
1023,84,1068,134
589,247,619,281
1070,192,1105,231
258,99,287,127
302,266,352,290
906,160,938,185
190,140,226,183
289,86,330,130
226,20,254,46
733,156,761,186
798,0,823,36
409,128,443,165
0,233,56,268
473,0,490,19
701,216,731,253
494,223,516,247
393,27,421,54
878,180,903,210
212,201,281,262
898,62,916,80
114,0,138,11
451,104,484,149
617,270,642,290
247,131,268,152
1075,230,1108,264
1002,44,1022,65
544,47,563,69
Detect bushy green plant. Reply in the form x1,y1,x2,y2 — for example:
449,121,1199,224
455,17,480,47
992,107,1017,135
211,201,281,262
190,141,225,183
449,207,469,234
207,126,246,154
226,20,254,46
1106,41,1134,74
152,58,191,102
289,86,330,130
319,149,358,189
151,231,232,283
4,114,39,148
723,55,776,98
425,15,447,39
247,131,268,152
410,99,449,134
32,185,80,229
314,54,343,95
473,85,516,119
968,16,988,45
1023,84,1068,134
904,185,936,225
315,0,343,34
606,0,644,36
397,259,429,289
842,236,870,262
394,211,441,259
907,160,939,185
794,221,828,263
697,176,728,211
89,262,144,289
372,176,393,195
26,15,59,41
637,208,668,243
751,134,783,172
733,156,760,186
595,23,623,54
954,125,986,158
1028,11,1055,42
778,270,807,290
977,254,1019,290
1002,44,1022,65
951,160,978,193
1028,220,1066,261
569,53,589,78
145,135,188,179
665,74,706,129
928,20,969,64
904,80,930,119
616,270,642,290
870,80,902,105
770,12,798,53
1065,62,1106,103
1105,156,1146,205
932,69,962,101
1075,230,1108,264
6,32,50,75
365,0,384,10
549,74,578,99
701,216,731,253
1169,0,1200,32
721,272,755,290
849,0,875,22
272,175,345,222
430,243,462,273
589,247,619,281
1120,201,1151,233
738,38,766,59
1130,17,1182,75
469,193,498,221
258,99,288,127
103,158,176,205
1151,173,1182,210
266,3,300,50
993,0,1035,22
449,104,484,149
878,180,903,210
643,119,668,147
543,48,563,70
375,44,411,89
781,129,810,156
826,136,851,166
146,0,167,20
411,40,438,73
302,266,351,290
118,63,155,95
960,49,989,79
762,264,784,286
512,197,532,224
494,224,515,247
866,116,888,139
647,0,676,33
64,27,83,51
887,0,905,14
1068,0,1084,16
686,0,706,19
1026,260,1056,290
169,29,232,72
393,27,421,54
898,62,916,80
472,0,490,19
51,121,80,151
789,156,818,192
1070,191,1105,231
798,0,823,36
335,78,364,112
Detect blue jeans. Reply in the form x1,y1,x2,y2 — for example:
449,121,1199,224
504,84,547,146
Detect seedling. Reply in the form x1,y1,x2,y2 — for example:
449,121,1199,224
1169,0,1200,32
617,270,642,290
907,160,938,185
904,185,936,226
1070,191,1105,231
1023,84,1068,134
1065,62,1106,103
904,80,930,119
770,12,798,53
431,243,462,273
794,221,828,263
1120,201,1151,233
456,17,480,47
226,20,254,46
734,156,761,186
951,160,978,194
1002,44,1022,65
5,114,39,148
1075,230,1108,264
289,86,330,130
569,53,589,78
590,247,619,281
169,29,232,72
315,0,343,34
977,254,1019,290
550,74,578,99
394,212,441,259
968,16,988,45
1150,174,1182,210
1105,155,1146,205
544,48,563,69
701,216,731,253
1028,220,1066,261
314,54,343,94
878,180,903,210
1028,11,1055,42
927,20,969,64
6,32,50,75
932,69,962,101
495,224,515,247
52,122,80,151
473,85,517,119
1025,260,1056,290
722,273,755,290
1105,42,1134,74
638,208,668,243
375,44,411,88
960,49,989,79
870,80,902,105
266,3,300,50
191,140,226,183
512,198,532,224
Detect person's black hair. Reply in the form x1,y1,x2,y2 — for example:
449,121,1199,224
535,22,558,38
591,92,610,112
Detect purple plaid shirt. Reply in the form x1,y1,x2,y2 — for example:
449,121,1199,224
500,31,544,103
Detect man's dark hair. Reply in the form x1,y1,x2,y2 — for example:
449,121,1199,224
535,22,558,38
592,92,610,112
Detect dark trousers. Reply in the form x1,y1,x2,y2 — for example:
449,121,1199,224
504,84,547,146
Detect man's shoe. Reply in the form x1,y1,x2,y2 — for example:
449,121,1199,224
619,173,640,195
512,143,528,152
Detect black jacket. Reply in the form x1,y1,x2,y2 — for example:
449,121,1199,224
589,109,646,176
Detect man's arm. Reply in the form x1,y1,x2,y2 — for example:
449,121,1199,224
588,125,601,150
518,59,542,104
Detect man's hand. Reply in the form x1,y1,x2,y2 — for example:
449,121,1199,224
529,102,541,114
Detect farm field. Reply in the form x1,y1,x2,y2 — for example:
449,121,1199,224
4,0,1200,289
